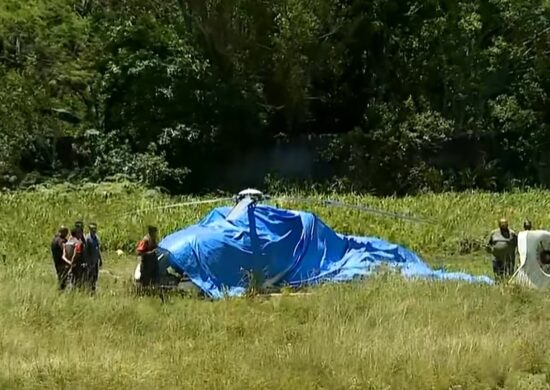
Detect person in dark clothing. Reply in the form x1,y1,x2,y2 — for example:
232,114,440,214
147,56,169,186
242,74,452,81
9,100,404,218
486,218,518,281
63,227,86,288
51,225,70,290
85,222,102,293
524,219,533,231
136,226,159,287
75,220,85,243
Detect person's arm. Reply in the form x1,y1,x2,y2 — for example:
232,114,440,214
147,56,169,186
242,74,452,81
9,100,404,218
98,248,103,267
485,232,494,253
98,237,103,267
61,244,72,266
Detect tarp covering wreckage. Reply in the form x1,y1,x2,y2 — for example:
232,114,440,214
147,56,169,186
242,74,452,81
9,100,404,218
159,204,493,298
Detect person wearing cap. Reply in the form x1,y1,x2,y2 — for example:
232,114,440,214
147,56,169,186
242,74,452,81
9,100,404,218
85,222,102,293
136,226,159,286
51,225,70,290
486,218,518,281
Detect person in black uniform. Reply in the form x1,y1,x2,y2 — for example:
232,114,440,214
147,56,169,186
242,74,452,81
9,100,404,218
85,222,102,293
51,225,70,290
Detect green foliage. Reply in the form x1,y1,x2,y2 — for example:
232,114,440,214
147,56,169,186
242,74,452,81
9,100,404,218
0,0,548,193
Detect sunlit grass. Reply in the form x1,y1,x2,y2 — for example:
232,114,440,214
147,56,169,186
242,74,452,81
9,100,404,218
0,182,548,389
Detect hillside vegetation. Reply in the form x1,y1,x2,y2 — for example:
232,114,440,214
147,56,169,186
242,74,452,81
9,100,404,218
0,0,549,194
2,184,550,389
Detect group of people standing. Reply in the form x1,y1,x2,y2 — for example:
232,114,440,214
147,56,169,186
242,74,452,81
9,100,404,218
486,218,532,281
48,216,530,290
50,221,102,292
50,222,161,293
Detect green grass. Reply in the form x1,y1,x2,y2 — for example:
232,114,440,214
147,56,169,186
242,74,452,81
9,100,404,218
2,182,550,389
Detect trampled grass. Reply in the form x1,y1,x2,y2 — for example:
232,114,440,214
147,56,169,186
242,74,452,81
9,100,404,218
2,182,550,389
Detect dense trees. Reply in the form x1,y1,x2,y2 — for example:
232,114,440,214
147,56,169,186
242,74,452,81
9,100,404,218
0,0,549,194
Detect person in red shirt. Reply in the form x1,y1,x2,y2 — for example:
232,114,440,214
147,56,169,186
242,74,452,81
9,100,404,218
136,226,159,286
137,226,158,254
63,228,86,288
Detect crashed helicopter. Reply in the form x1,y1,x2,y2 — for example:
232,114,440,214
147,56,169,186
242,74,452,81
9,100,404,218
132,189,492,298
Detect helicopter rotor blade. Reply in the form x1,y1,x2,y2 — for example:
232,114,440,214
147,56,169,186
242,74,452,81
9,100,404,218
117,197,233,218
271,195,432,224
322,200,432,224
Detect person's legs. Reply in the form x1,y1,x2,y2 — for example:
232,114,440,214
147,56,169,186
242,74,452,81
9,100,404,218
72,265,86,289
140,253,159,287
504,255,515,279
56,264,69,290
492,258,505,282
90,264,99,293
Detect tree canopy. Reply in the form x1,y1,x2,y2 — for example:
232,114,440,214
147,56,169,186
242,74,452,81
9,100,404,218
1,0,549,194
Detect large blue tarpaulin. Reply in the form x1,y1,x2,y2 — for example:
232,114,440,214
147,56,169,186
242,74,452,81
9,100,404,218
159,204,493,298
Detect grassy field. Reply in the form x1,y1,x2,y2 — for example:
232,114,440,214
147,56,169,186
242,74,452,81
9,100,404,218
2,182,550,389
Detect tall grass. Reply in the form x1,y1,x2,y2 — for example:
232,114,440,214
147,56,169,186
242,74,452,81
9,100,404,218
1,182,546,258
1,183,550,389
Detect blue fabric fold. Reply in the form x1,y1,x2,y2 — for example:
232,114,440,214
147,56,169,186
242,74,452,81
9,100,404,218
159,204,493,298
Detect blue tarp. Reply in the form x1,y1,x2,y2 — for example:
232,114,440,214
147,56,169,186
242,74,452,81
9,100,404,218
159,204,493,298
